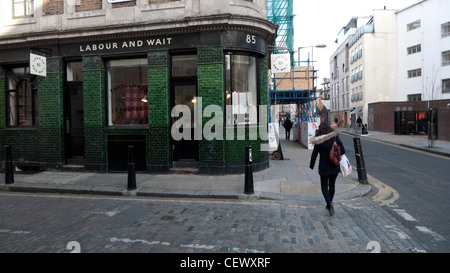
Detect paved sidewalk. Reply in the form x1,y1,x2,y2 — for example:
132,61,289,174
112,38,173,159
2,126,448,201
337,127,450,158
0,136,371,201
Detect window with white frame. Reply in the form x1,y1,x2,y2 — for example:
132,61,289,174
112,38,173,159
443,50,450,66
408,94,422,101
442,22,450,38
408,68,422,78
442,79,450,93
407,44,421,55
12,0,34,18
407,20,421,31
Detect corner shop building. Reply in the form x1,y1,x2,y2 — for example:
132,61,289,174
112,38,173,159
0,1,277,174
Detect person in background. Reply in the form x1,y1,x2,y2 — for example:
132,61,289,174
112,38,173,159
357,116,362,129
283,117,293,140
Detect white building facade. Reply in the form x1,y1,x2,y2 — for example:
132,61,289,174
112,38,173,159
348,9,399,126
329,17,368,127
330,11,398,127
330,0,450,128
397,0,450,102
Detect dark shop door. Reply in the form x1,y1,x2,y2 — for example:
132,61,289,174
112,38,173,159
171,82,199,162
64,82,85,162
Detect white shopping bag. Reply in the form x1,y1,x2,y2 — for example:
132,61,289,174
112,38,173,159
340,154,352,177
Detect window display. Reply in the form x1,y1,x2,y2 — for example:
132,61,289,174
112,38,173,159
107,58,148,125
225,54,258,125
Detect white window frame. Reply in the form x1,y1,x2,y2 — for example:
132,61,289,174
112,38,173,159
407,20,421,31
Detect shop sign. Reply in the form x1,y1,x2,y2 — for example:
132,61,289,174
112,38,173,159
57,31,266,57
271,53,291,73
78,38,173,53
30,53,47,77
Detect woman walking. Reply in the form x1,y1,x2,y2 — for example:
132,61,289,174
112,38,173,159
309,122,345,216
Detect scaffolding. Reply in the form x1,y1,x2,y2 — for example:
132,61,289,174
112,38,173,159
267,0,294,64
268,0,318,122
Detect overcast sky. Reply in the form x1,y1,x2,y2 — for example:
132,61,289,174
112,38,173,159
292,0,421,86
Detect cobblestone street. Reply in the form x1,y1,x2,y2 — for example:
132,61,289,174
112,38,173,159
0,192,428,253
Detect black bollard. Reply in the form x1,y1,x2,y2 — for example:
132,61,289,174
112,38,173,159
5,145,15,185
244,145,254,195
127,145,137,190
353,137,368,184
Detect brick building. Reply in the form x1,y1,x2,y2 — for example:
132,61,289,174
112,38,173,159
0,0,277,174
369,99,450,141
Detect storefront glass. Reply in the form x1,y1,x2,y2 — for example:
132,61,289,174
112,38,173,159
6,67,38,126
107,58,148,125
172,55,197,77
225,54,258,125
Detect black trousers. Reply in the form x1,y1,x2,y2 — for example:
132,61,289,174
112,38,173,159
285,129,291,140
320,174,338,208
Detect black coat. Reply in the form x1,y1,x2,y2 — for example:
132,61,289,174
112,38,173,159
309,131,345,176
284,119,293,130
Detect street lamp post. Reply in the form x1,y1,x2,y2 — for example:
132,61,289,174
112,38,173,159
297,44,326,121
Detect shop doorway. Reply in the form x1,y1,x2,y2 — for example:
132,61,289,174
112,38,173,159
64,62,85,164
171,81,199,162
170,54,198,164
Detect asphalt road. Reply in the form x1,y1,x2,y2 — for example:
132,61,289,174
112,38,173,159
340,133,449,252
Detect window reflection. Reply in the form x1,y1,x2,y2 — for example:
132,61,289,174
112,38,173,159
107,59,148,126
6,67,38,126
225,55,258,125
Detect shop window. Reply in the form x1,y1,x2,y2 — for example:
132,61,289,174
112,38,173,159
12,0,34,18
107,58,148,126
6,67,39,126
225,54,258,126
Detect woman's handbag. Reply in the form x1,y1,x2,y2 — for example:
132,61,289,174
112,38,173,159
329,139,341,166
340,154,352,177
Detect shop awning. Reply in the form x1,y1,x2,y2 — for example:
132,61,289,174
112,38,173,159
351,106,363,114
